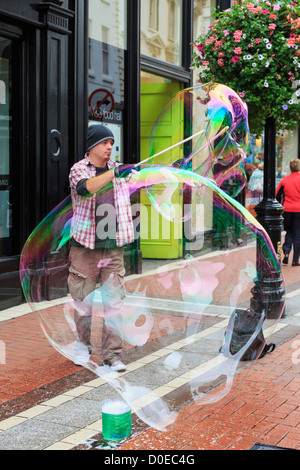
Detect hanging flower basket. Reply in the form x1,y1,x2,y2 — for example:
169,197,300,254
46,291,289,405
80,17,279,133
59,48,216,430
191,1,300,136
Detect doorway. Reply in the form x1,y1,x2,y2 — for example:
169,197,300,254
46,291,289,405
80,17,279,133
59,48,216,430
0,34,22,309
140,72,184,259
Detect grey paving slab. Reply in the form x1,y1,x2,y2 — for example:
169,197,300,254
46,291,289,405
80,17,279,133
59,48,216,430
82,384,119,402
34,398,103,429
0,419,76,450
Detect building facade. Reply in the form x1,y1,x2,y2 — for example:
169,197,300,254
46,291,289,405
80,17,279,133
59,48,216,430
0,0,298,310
0,0,87,309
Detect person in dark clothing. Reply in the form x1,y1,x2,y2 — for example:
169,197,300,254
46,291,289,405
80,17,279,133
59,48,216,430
276,158,300,266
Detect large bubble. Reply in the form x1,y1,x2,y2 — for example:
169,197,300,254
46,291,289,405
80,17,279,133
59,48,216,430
19,162,285,432
145,83,249,224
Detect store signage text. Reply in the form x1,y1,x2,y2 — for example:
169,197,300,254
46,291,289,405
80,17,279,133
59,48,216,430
89,88,122,123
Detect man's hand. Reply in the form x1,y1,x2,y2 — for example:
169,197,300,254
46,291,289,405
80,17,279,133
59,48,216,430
114,164,138,178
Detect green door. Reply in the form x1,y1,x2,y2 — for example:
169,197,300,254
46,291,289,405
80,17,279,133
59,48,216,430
140,77,183,259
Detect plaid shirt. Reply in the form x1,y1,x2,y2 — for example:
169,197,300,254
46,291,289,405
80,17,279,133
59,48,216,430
69,154,135,249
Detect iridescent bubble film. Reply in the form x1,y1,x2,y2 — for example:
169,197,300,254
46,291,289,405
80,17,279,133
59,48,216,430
146,82,250,224
20,163,285,432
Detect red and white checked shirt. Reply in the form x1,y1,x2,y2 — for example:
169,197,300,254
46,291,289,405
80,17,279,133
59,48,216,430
69,154,135,249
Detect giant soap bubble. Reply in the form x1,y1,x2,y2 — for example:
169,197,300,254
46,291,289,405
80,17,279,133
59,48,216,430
19,83,285,433
148,82,249,194
143,83,249,227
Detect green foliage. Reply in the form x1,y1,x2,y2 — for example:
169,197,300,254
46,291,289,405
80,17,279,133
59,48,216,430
192,0,300,136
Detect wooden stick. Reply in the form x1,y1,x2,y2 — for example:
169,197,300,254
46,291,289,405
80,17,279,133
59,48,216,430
136,126,229,168
137,129,205,167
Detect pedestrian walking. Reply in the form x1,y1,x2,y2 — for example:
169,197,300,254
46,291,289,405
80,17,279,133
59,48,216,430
276,158,300,266
68,124,137,372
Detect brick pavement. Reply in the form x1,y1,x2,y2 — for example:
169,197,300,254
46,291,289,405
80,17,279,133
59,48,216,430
0,261,299,450
118,335,300,450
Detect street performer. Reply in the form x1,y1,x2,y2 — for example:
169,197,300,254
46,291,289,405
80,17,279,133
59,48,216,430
68,124,137,372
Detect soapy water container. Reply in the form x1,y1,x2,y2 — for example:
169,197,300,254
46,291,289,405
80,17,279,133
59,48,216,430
102,398,132,441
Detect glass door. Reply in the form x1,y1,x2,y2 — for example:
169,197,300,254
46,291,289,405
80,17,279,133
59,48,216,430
0,37,12,257
140,72,184,259
0,35,23,310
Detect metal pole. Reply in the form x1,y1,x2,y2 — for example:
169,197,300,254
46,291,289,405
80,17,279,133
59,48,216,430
252,117,285,319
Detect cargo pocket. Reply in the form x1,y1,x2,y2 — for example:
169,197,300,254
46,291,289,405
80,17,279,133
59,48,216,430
68,267,87,301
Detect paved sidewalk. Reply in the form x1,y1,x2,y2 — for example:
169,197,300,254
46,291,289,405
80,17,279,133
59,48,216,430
0,261,300,450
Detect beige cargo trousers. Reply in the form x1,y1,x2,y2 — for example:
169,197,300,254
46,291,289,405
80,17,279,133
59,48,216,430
68,245,126,364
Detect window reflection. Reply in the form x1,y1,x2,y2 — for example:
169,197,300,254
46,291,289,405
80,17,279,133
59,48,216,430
0,38,12,255
245,130,298,217
88,0,127,163
141,0,183,66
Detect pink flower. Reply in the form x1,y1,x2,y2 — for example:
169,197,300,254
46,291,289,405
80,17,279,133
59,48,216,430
273,4,280,10
262,9,270,14
288,37,296,46
248,43,254,48
197,43,205,50
233,30,243,37
218,51,225,57
234,47,243,55
269,23,276,30
218,59,224,66
269,14,277,19
232,55,240,63
255,38,262,44
202,61,210,66
233,30,243,42
248,6,259,13
223,30,230,36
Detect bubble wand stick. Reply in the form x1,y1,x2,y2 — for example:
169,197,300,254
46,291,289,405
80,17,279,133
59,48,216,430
183,126,229,165
135,126,229,168
136,129,205,167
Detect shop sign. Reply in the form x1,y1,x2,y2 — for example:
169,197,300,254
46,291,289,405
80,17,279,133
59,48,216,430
89,88,122,123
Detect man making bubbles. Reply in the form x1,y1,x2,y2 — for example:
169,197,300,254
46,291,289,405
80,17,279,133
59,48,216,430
68,125,137,372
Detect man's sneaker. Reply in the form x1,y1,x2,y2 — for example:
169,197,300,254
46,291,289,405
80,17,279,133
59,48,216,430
104,360,127,372
73,344,92,366
282,253,289,265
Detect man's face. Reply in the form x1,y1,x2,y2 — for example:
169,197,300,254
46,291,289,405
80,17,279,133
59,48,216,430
91,138,114,163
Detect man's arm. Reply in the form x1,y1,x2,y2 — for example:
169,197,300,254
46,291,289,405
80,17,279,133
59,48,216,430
85,169,115,195
86,164,138,194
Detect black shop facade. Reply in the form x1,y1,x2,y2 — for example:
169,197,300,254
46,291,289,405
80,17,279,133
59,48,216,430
0,0,199,310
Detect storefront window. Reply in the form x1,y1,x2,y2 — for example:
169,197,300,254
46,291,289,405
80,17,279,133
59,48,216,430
245,130,298,216
0,37,12,257
141,0,183,66
88,0,127,163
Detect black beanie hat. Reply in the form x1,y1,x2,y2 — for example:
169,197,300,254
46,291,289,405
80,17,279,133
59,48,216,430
87,125,115,151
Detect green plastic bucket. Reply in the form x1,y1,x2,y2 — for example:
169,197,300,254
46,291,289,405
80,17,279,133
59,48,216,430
102,398,132,441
